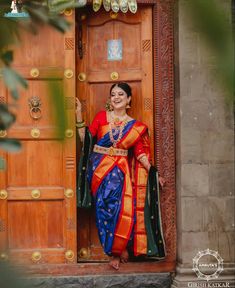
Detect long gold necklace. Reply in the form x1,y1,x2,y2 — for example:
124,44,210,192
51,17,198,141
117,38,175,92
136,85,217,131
109,112,128,147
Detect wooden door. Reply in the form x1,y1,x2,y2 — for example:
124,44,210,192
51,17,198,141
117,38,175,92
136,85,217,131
0,12,77,264
77,8,154,261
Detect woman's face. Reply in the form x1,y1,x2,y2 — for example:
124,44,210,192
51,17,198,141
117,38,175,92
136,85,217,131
110,86,131,111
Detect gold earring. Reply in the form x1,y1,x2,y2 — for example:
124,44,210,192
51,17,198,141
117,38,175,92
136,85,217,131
105,100,113,112
126,103,131,109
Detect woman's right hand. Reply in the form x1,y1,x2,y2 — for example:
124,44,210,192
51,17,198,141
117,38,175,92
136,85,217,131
75,98,82,121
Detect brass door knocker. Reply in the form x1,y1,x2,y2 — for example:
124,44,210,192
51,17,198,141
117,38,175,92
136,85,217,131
28,96,42,120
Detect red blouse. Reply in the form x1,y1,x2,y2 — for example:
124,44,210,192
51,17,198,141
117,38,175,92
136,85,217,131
89,110,146,158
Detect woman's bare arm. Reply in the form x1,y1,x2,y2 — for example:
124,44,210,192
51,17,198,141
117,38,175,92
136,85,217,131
75,98,85,142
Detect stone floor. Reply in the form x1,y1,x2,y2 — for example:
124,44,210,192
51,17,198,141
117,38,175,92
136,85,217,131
25,273,172,288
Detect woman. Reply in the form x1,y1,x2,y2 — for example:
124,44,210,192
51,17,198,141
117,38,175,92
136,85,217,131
76,82,166,270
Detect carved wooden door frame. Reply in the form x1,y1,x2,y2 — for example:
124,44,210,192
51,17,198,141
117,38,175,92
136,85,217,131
77,0,176,264
142,0,176,262
80,0,176,263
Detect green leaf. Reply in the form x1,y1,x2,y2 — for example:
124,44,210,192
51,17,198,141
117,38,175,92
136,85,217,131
0,18,20,50
0,157,6,170
0,262,29,288
22,1,51,24
11,89,19,100
48,16,71,33
25,6,50,24
2,67,28,99
0,0,14,16
1,50,13,65
0,104,16,130
49,0,86,12
0,139,21,152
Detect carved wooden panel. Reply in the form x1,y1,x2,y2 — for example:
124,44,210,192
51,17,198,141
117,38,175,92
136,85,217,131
142,39,151,52
153,0,176,262
0,14,77,265
0,96,5,103
65,37,75,50
144,98,152,110
8,201,64,249
12,26,65,68
66,156,75,170
0,219,6,232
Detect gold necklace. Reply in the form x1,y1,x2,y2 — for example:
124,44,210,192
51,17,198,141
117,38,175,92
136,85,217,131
110,111,128,125
109,119,127,148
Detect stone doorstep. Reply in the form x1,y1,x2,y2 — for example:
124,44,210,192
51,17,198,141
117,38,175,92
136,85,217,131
24,273,172,288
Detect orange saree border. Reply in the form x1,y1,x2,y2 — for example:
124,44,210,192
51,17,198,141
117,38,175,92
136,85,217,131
133,131,150,256
134,165,148,255
111,123,148,255
97,124,110,140
119,122,147,149
111,157,134,255
91,155,116,195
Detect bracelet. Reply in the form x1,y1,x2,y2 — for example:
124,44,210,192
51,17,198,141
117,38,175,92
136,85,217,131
76,122,85,128
76,120,85,124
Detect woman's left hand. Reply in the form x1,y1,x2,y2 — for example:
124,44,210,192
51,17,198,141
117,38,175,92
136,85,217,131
159,176,166,188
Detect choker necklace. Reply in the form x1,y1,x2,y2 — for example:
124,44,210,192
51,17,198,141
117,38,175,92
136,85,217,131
110,111,128,125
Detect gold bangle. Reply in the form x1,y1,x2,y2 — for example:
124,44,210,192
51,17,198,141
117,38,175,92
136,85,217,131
76,123,85,129
76,122,85,128
76,120,84,124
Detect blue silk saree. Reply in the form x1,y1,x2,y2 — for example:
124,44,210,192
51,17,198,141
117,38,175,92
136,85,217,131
77,112,166,259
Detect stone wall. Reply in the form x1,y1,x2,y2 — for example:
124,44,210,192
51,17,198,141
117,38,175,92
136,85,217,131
173,0,234,286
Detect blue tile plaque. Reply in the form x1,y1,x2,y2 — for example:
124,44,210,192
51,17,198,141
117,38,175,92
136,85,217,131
107,39,123,61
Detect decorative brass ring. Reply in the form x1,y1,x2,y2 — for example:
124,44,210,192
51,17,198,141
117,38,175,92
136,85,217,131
79,248,89,258
64,69,74,79
0,253,9,261
30,68,39,78
32,251,41,262
65,129,74,138
0,190,8,200
65,250,74,261
0,130,7,138
30,108,42,120
78,72,86,82
64,189,74,198
31,189,41,199
64,8,73,16
28,96,42,120
110,71,119,80
31,128,40,138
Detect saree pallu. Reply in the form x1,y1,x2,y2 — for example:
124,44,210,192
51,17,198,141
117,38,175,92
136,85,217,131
77,120,166,259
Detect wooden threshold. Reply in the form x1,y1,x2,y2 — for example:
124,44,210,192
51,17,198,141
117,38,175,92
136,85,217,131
23,261,175,276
